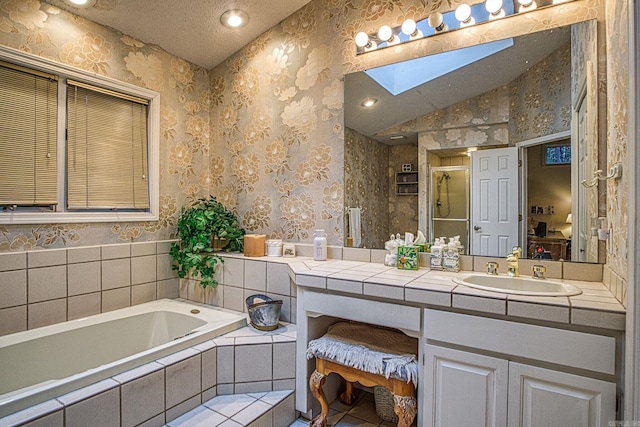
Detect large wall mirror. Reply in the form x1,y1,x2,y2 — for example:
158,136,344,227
344,19,601,263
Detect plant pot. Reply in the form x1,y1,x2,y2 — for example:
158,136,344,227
212,236,228,252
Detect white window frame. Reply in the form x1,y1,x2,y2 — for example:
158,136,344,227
0,45,160,224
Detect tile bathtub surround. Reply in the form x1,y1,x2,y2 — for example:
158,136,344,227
1,318,297,427
0,241,180,337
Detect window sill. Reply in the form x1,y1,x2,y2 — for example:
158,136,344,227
0,211,158,225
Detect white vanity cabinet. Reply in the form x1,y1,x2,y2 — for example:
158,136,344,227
425,345,508,426
423,309,618,427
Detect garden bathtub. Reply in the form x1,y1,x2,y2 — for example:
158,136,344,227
0,298,246,418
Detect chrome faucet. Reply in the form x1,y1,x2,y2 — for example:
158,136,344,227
506,246,522,277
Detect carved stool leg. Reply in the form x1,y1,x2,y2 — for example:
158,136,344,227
393,394,417,427
309,370,328,427
339,381,356,405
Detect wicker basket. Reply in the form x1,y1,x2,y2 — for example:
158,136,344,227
374,386,398,423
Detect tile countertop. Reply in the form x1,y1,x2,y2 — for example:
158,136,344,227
283,258,626,332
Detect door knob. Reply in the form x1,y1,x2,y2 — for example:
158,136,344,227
474,226,481,231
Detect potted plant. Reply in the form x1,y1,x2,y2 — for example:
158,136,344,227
170,196,245,288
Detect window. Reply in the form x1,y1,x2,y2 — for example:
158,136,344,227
543,142,571,166
0,62,58,207
0,46,159,224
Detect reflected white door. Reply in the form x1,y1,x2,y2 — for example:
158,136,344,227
471,148,519,257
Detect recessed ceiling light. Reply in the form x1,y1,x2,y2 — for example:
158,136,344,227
221,9,249,28
66,0,96,7
361,98,377,108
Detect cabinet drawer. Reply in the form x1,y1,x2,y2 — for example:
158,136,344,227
424,309,615,375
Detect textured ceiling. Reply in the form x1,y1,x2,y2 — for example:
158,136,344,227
42,0,312,69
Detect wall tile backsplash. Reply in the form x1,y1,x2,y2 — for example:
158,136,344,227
0,240,180,337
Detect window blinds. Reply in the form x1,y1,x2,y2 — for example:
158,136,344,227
67,80,150,210
0,62,58,206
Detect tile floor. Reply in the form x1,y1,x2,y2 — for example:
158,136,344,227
289,388,416,427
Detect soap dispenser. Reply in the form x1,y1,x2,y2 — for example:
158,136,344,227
442,238,460,272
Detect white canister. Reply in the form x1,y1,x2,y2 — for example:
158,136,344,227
313,229,327,261
266,239,283,257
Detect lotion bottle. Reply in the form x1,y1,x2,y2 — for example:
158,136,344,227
430,238,443,270
314,229,327,261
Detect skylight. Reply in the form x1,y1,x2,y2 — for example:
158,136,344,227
365,37,514,96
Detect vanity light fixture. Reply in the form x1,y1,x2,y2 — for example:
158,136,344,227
353,0,574,54
427,12,448,33
361,98,378,108
455,4,475,27
389,135,406,141
220,9,249,28
486,0,506,19
401,19,424,40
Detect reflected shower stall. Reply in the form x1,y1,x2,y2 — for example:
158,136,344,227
429,166,470,253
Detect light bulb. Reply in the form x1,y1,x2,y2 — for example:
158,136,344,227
355,32,370,48
485,0,503,15
517,0,537,12
454,4,476,27
401,19,423,40
428,12,448,32
455,4,472,23
377,25,393,42
401,19,416,36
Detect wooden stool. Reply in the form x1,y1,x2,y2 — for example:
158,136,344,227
307,322,418,427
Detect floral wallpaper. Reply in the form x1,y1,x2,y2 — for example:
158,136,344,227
605,0,628,280
0,0,627,295
344,127,389,248
509,43,571,144
389,144,419,236
399,42,572,153
0,0,211,249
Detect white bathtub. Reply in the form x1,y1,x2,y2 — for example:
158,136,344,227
0,299,247,418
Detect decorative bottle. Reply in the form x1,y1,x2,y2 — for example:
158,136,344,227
313,229,327,261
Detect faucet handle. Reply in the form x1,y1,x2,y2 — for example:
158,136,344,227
486,261,499,275
532,264,546,279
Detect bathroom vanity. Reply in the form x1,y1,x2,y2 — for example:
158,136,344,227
292,259,623,426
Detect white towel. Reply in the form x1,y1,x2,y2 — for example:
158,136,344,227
349,207,362,248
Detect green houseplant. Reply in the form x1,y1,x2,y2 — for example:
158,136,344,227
170,196,245,288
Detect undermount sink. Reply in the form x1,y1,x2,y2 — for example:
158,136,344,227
452,274,583,296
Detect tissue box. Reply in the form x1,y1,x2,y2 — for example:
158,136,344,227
397,246,419,270
244,234,266,257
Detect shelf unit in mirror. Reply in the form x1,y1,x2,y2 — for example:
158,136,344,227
396,171,418,195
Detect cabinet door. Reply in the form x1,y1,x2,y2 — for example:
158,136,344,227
425,345,508,427
508,362,616,427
